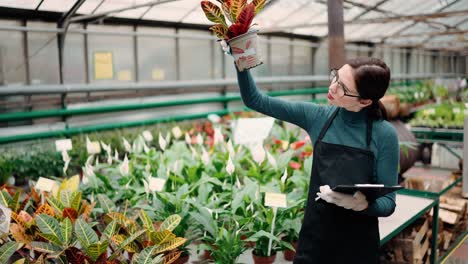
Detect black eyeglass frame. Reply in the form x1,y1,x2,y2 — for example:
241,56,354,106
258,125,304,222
329,68,361,98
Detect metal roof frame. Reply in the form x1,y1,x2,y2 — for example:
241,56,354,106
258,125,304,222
0,0,466,52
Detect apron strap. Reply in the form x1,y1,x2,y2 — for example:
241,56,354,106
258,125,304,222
366,118,373,150
317,107,340,141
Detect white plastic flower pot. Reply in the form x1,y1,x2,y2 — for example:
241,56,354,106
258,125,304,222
227,30,262,72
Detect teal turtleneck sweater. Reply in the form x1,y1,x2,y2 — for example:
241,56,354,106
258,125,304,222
237,70,399,217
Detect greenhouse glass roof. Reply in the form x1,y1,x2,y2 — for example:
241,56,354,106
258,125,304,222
1,0,467,51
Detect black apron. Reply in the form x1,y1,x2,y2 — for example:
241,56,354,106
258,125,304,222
294,108,380,264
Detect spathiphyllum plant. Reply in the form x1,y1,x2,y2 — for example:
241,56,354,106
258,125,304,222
201,0,267,40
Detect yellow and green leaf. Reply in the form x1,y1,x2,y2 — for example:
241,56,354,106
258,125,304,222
0,242,23,263
252,0,266,14
74,218,98,248
61,218,72,246
209,24,228,39
230,0,247,21
59,175,80,193
47,196,64,215
139,210,154,232
0,190,12,207
164,251,182,264
222,3,234,23
35,214,63,244
136,246,156,264
102,220,118,240
9,191,20,213
109,230,145,261
159,215,181,232
87,240,109,261
38,233,62,246
153,237,187,255
150,230,175,245
70,192,82,211
201,1,227,26
30,241,61,254
60,190,72,208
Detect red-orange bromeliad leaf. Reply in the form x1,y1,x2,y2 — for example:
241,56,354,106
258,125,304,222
227,23,247,39
236,3,255,32
63,207,78,222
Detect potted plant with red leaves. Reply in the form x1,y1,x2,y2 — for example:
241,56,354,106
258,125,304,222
201,0,266,71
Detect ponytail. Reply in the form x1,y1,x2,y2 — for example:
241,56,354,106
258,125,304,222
367,100,387,120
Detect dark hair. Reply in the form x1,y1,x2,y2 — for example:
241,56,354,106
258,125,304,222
346,57,391,120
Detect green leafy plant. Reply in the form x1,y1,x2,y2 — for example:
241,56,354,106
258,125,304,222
246,204,294,257
409,102,465,128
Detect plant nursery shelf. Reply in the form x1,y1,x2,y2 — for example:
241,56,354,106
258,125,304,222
410,127,463,143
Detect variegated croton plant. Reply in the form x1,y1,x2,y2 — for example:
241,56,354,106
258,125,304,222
201,0,266,40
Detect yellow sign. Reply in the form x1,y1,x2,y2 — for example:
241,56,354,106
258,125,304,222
117,70,132,81
94,52,113,80
152,69,165,81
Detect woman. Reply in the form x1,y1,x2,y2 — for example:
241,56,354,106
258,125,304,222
235,57,399,263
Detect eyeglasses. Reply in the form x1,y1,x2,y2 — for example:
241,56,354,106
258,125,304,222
329,69,360,98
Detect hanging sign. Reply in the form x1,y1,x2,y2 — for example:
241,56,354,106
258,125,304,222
94,52,113,80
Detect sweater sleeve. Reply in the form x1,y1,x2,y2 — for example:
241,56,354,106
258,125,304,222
363,123,399,217
236,69,325,131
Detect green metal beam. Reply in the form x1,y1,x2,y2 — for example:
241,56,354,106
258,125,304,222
412,128,464,143
0,88,329,122
0,109,233,144
0,98,328,144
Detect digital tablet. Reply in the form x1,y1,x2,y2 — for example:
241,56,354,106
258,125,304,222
332,184,403,200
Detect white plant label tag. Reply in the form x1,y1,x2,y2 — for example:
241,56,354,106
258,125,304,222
87,141,101,154
424,108,435,115
0,204,11,235
264,192,287,208
55,139,72,152
35,177,59,193
233,117,274,145
142,130,153,142
148,177,166,192
453,108,460,114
